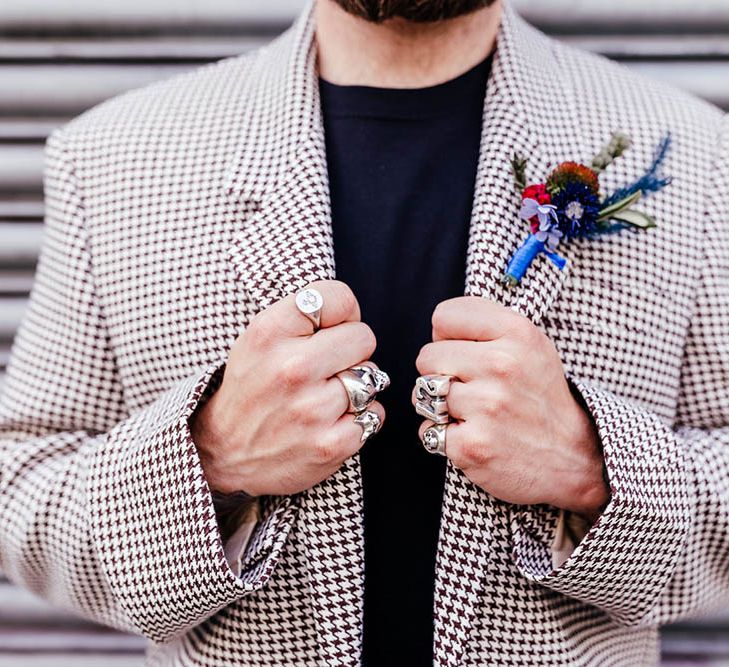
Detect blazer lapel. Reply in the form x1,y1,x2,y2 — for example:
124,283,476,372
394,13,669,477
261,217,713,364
463,5,590,323
226,131,336,309
434,5,590,665
223,4,365,665
224,0,335,309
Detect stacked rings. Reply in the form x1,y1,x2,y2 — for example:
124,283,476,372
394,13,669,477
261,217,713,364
336,365,389,443
295,286,387,443
415,374,455,456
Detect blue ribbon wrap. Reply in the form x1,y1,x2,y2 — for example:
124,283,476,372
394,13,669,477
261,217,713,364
504,234,567,285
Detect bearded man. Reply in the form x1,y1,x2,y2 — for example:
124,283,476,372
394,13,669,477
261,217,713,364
1,0,728,665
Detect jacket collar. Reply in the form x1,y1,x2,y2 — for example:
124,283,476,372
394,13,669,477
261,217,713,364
224,3,589,664
223,0,321,205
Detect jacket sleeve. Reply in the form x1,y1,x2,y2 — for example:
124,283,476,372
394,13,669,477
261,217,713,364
0,128,299,642
510,114,729,627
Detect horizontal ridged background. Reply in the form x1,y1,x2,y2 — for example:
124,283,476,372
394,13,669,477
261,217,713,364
0,1,728,665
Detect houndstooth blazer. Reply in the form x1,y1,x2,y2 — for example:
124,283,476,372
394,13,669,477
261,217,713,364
1,2,728,665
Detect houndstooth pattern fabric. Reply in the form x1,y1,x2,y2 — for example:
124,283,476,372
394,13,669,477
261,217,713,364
1,1,728,664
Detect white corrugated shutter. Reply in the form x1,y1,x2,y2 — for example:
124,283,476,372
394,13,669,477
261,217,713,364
0,1,727,664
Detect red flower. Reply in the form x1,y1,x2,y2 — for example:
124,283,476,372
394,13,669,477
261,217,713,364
522,183,552,205
522,183,551,232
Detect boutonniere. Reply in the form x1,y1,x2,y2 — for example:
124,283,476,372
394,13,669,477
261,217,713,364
504,132,672,286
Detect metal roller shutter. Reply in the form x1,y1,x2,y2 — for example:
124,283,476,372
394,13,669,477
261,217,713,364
0,1,727,664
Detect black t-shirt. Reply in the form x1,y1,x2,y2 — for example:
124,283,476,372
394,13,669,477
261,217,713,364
319,53,492,665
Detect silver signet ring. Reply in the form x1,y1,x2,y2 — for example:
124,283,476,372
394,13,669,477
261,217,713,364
295,287,324,332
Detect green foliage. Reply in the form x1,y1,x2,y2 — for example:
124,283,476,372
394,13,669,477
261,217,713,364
609,209,657,229
511,154,528,193
597,190,642,221
591,131,632,172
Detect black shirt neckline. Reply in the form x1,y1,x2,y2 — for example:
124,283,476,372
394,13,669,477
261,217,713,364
318,51,494,120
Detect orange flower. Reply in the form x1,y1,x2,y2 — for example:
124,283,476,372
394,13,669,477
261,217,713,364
546,161,600,195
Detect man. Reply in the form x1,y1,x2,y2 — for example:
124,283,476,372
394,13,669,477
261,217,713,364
0,0,727,664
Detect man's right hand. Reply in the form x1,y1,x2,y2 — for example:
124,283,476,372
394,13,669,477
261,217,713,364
190,280,385,497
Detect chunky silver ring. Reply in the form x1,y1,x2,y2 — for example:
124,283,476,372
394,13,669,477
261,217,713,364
415,374,455,424
415,374,454,398
295,287,324,332
415,398,450,424
422,423,448,456
335,365,390,414
354,410,382,443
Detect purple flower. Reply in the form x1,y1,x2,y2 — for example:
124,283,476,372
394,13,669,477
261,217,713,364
520,197,558,230
535,219,563,251
520,198,562,250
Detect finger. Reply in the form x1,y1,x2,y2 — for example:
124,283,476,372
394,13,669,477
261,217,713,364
331,401,386,461
415,340,483,381
306,321,377,379
254,280,361,339
320,376,355,422
446,380,483,421
416,340,520,385
432,297,522,342
291,377,384,433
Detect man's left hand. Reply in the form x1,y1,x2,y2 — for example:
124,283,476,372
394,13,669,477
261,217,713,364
414,297,609,523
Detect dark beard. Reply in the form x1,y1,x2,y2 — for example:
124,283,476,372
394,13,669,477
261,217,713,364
331,0,497,23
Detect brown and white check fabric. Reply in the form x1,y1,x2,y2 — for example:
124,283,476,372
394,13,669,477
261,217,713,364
1,1,728,665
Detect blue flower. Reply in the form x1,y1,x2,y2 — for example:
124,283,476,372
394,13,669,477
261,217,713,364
551,182,601,238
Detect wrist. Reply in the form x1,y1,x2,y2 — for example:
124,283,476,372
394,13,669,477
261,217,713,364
189,391,240,494
189,361,228,446
557,391,610,522
190,392,224,459
570,465,610,524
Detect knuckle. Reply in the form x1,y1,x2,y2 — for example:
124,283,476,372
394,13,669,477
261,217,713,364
290,396,320,425
244,315,273,349
525,324,543,348
542,332,558,357
490,351,517,380
312,436,339,465
277,353,310,389
511,316,539,345
485,386,509,415
223,360,246,386
460,434,488,467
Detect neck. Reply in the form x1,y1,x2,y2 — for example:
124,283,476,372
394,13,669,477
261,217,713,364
315,0,502,88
